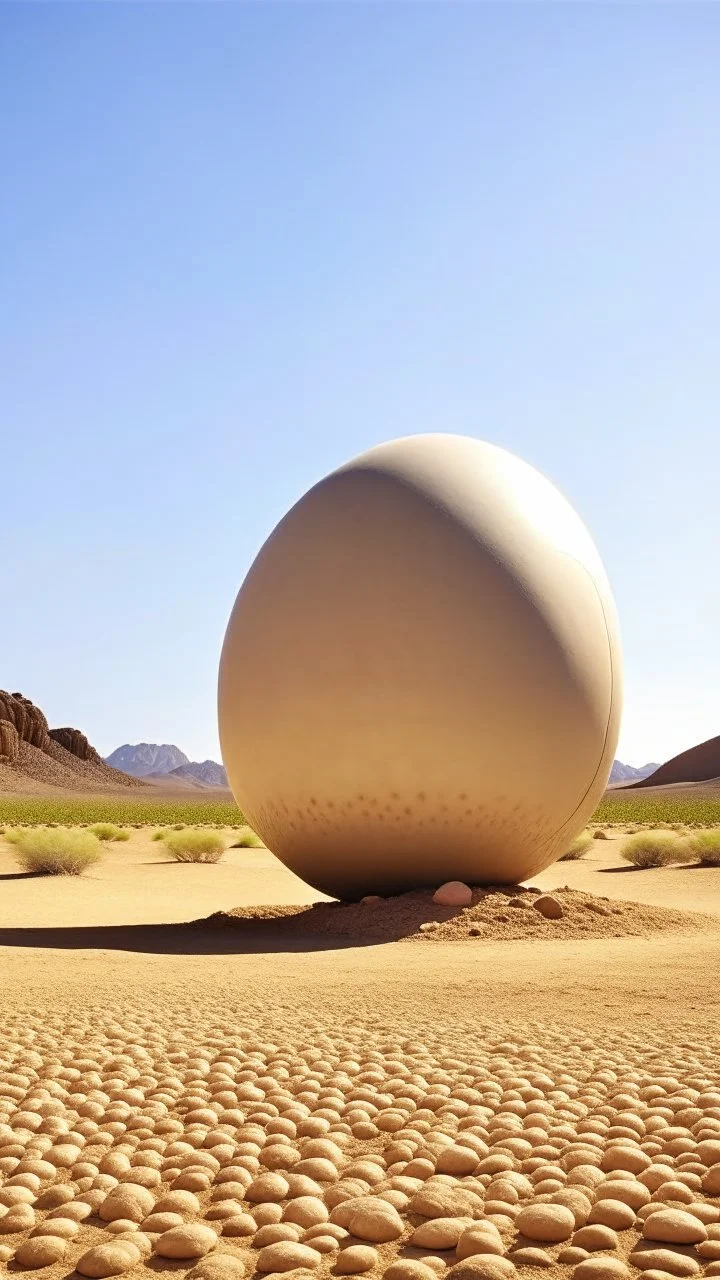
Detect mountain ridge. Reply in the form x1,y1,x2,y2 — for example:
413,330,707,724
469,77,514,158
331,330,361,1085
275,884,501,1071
609,759,659,784
105,743,227,787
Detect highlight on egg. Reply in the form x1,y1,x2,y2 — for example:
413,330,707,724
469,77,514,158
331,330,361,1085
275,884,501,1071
218,434,622,899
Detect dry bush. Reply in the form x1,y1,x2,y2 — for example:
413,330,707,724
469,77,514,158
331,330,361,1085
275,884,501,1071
151,830,167,842
593,829,609,840
230,826,265,849
164,829,226,863
89,823,127,842
689,830,720,866
13,828,102,875
559,831,593,861
621,831,694,869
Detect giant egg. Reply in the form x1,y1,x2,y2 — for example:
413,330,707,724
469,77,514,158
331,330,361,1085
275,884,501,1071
218,434,622,898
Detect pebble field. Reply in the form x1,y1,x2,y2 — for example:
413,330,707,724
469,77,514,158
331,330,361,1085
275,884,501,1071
2,997,720,1280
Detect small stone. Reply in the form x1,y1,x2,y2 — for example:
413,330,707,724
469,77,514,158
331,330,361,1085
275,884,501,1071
508,1248,553,1267
551,1190,593,1226
348,1201,404,1242
558,1249,590,1265
410,1217,474,1249
99,1183,155,1223
36,1185,75,1209
456,1226,506,1259
0,1205,35,1233
435,1146,479,1176
642,1209,707,1244
697,1141,720,1167
595,1180,650,1210
411,1183,484,1219
630,1248,701,1275
516,1203,575,1242
698,1243,720,1260
76,1241,143,1277
222,1215,258,1237
15,1236,68,1268
702,1164,720,1195
334,1245,379,1274
532,895,563,920
188,1258,247,1280
572,1225,619,1251
305,1224,347,1242
433,882,472,907
154,1225,219,1259
120,1234,153,1259
309,1235,340,1253
31,1216,81,1239
600,1147,650,1175
588,1200,636,1230
247,1173,290,1202
154,1190,201,1215
573,1262,631,1280
141,1212,185,1233
384,1263,439,1280
284,1196,329,1228
256,1241,321,1271
448,1260,516,1280
255,1224,302,1246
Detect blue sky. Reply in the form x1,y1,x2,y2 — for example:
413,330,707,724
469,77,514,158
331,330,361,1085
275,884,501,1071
3,4,719,767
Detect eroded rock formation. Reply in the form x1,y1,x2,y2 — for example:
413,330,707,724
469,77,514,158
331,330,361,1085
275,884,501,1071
49,726,102,763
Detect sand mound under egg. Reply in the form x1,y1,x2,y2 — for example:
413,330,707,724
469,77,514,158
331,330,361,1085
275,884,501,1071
211,886,713,943
1,1000,720,1279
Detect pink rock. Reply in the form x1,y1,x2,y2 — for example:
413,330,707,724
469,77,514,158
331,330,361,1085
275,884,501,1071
432,881,473,907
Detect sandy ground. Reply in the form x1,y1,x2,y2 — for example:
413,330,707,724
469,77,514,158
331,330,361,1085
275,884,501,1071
1,831,720,1279
2,830,720,930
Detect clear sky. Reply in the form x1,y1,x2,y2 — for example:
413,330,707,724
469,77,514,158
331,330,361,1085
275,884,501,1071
3,4,719,768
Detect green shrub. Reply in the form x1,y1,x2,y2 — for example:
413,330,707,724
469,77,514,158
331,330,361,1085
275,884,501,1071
164,829,226,863
689,830,720,866
89,823,125,842
151,830,167,842
559,831,593,861
13,829,103,876
230,826,264,849
621,831,694,869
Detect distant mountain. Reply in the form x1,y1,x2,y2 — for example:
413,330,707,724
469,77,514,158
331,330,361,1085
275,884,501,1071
625,734,720,789
105,743,228,787
105,743,190,777
609,759,660,784
170,760,228,787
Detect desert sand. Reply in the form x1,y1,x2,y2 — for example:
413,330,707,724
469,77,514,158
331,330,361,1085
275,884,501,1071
1,832,720,1280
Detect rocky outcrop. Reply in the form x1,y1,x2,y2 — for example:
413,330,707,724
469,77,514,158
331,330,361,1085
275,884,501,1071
0,691,50,751
49,726,102,763
0,719,19,763
0,689,145,791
